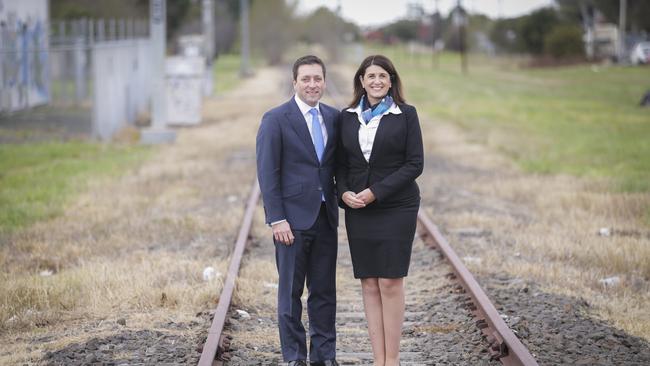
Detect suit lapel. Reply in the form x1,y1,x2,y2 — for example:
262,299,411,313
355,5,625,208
344,111,366,161
286,99,319,163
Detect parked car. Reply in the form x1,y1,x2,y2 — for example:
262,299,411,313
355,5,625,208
630,42,650,65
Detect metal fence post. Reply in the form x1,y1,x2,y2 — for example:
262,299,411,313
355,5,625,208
109,18,116,40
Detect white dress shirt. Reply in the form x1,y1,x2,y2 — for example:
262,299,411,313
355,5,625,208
346,102,402,162
294,95,328,146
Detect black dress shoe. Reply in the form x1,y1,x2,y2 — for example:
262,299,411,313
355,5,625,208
288,361,307,366
310,360,339,366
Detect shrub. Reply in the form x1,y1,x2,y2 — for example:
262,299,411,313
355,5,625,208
544,25,585,59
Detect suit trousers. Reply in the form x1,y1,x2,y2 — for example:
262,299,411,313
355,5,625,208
275,203,337,362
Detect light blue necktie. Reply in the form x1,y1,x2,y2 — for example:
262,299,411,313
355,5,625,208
310,108,324,162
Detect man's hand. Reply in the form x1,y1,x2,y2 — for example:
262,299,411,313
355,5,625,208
342,191,366,209
272,221,295,245
356,188,376,205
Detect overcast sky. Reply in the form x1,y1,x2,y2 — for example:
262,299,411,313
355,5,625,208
296,0,556,27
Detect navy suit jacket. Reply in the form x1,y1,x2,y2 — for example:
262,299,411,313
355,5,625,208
256,98,339,230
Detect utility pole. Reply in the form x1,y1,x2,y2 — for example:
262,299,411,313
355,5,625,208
618,0,627,63
431,0,440,69
580,2,594,60
141,0,176,144
497,0,502,20
335,0,342,62
240,0,252,77
202,0,215,95
202,0,215,61
453,0,468,75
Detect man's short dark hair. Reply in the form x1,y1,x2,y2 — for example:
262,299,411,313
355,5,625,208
292,55,326,81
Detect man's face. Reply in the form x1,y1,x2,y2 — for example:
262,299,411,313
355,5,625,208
293,63,325,107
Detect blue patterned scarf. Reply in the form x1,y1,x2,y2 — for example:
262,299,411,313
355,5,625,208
360,94,394,123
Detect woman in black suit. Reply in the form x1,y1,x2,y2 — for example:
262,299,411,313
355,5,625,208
337,55,423,366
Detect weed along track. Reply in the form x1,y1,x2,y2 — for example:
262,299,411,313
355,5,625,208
198,178,537,365
198,181,260,365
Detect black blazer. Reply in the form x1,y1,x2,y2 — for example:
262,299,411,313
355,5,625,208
336,103,424,209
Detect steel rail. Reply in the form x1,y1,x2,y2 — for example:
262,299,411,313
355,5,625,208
198,181,260,366
417,209,539,366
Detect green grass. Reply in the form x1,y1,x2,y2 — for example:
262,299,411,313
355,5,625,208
0,142,151,235
213,54,242,94
372,45,650,193
213,53,262,94
213,53,266,94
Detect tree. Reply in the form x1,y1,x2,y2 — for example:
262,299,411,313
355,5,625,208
213,0,239,56
299,7,359,61
519,8,560,55
250,0,297,65
51,0,193,42
489,17,523,53
166,0,194,42
51,0,148,19
383,19,420,42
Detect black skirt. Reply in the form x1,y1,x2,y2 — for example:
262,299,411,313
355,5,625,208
344,199,419,279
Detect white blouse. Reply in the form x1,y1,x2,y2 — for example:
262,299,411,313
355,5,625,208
346,103,402,162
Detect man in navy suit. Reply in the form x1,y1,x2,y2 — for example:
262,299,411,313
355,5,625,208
256,55,339,366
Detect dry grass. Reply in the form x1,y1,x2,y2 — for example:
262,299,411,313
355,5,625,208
419,120,650,340
0,68,287,362
234,255,278,313
1,256,229,327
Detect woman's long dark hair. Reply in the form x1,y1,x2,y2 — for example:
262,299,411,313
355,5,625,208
348,55,406,109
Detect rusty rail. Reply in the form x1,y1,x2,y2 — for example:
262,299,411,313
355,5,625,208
198,181,260,366
417,209,539,366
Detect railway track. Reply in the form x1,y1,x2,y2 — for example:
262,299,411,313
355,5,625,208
196,67,539,365
197,185,538,365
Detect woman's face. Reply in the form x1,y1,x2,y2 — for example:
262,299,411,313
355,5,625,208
360,64,392,105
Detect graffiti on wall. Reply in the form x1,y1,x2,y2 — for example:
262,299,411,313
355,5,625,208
0,0,49,112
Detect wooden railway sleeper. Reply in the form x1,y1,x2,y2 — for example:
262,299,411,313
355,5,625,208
217,352,232,362
483,332,509,360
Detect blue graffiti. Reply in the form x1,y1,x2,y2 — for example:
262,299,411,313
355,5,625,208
1,14,19,88
0,10,49,109
30,19,49,97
